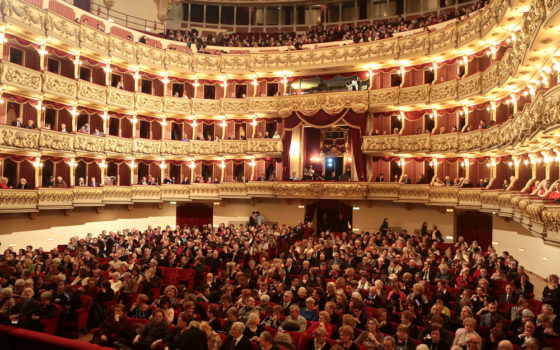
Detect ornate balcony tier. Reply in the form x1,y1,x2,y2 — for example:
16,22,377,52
2,183,560,245
0,39,530,117
362,83,560,157
0,126,283,159
0,0,515,74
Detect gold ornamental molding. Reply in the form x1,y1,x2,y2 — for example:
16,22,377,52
0,0,515,74
0,126,283,159
2,183,560,246
362,84,560,157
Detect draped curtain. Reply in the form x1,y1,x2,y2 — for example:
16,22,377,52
436,160,458,181
468,160,491,183
404,160,425,183
437,62,458,82
283,109,367,181
403,69,424,87
371,114,392,135
0,155,35,189
436,111,457,133
370,158,391,182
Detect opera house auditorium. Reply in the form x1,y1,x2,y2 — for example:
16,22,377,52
2,0,560,349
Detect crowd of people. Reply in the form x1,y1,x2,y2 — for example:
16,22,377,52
165,1,489,50
0,214,559,350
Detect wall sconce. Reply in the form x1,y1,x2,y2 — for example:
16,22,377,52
193,80,200,87
103,64,112,73
159,162,167,169
101,111,109,120
100,160,107,169
33,159,43,168
188,162,196,169
131,116,138,124
129,162,136,169
250,159,256,167
68,159,77,168
310,155,320,163
218,160,226,169
190,119,198,128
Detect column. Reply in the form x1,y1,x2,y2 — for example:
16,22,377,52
34,159,42,189
38,45,46,71
131,161,138,185
132,115,140,138
100,160,107,185
69,159,76,187
102,110,109,135
160,162,166,182
490,102,497,122
71,106,78,132
36,100,44,129
133,71,140,92
74,55,81,79
104,64,111,86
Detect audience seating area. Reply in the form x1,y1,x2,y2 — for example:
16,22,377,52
0,218,559,349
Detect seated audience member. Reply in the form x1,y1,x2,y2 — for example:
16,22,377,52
220,322,252,350
91,303,129,347
8,287,38,329
16,178,30,189
133,308,169,349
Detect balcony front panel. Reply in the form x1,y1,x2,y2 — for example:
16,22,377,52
104,136,134,155
457,72,482,100
1,62,42,93
80,25,109,56
4,0,45,35
107,87,135,109
399,85,430,105
0,124,40,150
192,99,221,115
78,80,108,105
136,93,163,113
73,187,104,206
164,96,193,115
46,12,81,47
0,189,37,213
74,133,106,153
133,138,161,155
109,36,139,64
44,72,78,100
40,129,75,152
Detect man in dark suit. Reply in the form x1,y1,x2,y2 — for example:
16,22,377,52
9,287,39,329
177,321,209,350
499,284,519,304
11,117,23,127
89,177,99,187
421,261,437,283
219,322,252,350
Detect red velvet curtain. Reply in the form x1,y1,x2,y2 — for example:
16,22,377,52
55,162,70,187
118,163,131,185
372,114,392,135
282,130,292,180
404,160,425,183
403,69,424,87
370,158,390,182
468,160,491,184
437,63,458,82
350,128,366,181
436,111,457,133
437,160,458,181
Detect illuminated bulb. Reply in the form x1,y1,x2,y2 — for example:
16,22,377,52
188,162,196,169
486,163,491,167
508,161,513,167
191,120,198,127
524,159,529,165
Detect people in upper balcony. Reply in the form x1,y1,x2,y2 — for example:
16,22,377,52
79,123,90,133
89,177,99,187
461,124,472,133
60,123,68,133
461,178,474,188
432,177,444,186
11,117,23,127
17,178,30,189
139,35,147,44
0,177,9,189
93,128,103,136
451,126,458,132
163,175,174,184
400,174,411,184
443,176,454,186
502,179,510,190
54,176,67,188
375,173,385,182
393,128,400,134
77,177,86,186
546,182,560,201
182,177,190,184
272,131,281,139
303,166,314,181
25,119,36,129
139,176,148,185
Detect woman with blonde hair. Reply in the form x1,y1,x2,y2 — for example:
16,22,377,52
244,311,264,341
452,317,480,349
200,320,222,350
